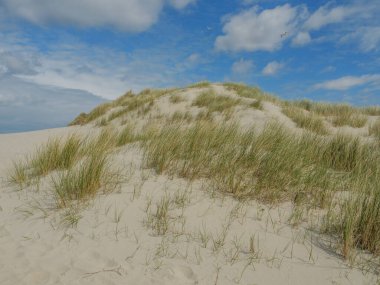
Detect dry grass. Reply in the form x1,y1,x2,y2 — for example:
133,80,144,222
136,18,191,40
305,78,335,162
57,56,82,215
369,118,380,139
303,103,367,128
362,106,380,116
188,81,211,88
52,152,117,208
69,103,112,126
282,106,329,135
192,90,240,113
223,82,279,104
10,82,380,260
169,94,184,104
140,119,380,256
249,100,263,110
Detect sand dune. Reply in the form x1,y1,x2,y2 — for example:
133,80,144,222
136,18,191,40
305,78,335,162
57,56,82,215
0,83,378,284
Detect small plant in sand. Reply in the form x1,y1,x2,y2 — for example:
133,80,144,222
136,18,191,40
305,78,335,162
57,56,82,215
145,196,171,236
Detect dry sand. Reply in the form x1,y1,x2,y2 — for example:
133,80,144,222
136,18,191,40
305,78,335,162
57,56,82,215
0,85,378,285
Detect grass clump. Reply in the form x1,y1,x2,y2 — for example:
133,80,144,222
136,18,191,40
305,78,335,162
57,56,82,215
192,90,240,113
223,82,279,104
167,111,193,124
8,161,29,189
362,106,380,116
8,134,83,186
31,134,83,177
141,121,339,202
369,118,380,139
188,81,211,88
332,113,368,128
52,153,117,208
141,119,380,256
116,125,137,146
69,103,112,126
310,103,368,128
169,94,184,104
282,106,328,135
249,100,263,110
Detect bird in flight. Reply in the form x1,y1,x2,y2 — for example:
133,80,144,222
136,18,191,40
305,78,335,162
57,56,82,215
281,32,288,38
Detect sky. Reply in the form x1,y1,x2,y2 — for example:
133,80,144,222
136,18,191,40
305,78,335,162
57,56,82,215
0,0,379,132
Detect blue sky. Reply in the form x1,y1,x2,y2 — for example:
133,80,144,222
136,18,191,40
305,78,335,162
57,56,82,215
0,0,379,132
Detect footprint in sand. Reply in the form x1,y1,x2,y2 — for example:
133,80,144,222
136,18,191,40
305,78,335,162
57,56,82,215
162,264,198,284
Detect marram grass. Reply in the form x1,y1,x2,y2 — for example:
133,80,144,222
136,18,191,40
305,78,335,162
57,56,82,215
282,105,328,135
9,82,380,259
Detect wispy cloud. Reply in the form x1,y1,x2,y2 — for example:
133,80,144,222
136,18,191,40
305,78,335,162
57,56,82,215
314,74,380,91
262,61,283,75
303,4,358,31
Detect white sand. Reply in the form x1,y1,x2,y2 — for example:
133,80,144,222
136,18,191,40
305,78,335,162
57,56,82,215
0,85,378,285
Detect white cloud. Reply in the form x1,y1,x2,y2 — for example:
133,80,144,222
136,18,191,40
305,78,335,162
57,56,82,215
304,5,357,31
262,61,283,75
169,0,196,10
1,0,194,32
291,31,311,46
215,4,308,52
232,59,254,74
314,74,380,90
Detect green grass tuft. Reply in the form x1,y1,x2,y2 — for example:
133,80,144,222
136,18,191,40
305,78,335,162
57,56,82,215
52,153,117,208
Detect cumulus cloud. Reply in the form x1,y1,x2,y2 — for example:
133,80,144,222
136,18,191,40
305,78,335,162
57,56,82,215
291,31,311,46
215,4,308,52
0,0,194,32
304,4,358,31
216,1,379,53
262,61,283,75
314,74,380,90
232,59,254,74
